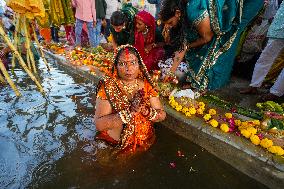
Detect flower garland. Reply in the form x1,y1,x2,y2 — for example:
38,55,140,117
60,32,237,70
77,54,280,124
169,96,284,157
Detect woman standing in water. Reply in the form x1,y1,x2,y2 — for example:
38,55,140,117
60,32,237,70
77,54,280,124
94,45,166,154
159,0,264,91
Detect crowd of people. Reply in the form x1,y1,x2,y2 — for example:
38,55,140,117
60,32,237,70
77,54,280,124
0,0,283,156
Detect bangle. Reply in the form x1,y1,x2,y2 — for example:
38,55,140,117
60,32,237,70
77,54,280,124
148,108,158,121
166,71,175,77
185,43,191,51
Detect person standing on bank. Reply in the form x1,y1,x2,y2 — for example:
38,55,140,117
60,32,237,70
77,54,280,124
72,0,97,47
95,0,107,46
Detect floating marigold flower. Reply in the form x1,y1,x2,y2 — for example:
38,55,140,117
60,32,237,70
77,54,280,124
240,129,251,138
203,114,211,121
225,113,233,119
250,135,260,145
260,138,273,149
209,119,219,128
208,109,217,116
220,123,229,133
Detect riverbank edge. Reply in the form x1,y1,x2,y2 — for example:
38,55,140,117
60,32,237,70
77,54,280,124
44,50,284,189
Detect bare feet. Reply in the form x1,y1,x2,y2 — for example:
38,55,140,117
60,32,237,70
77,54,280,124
260,93,279,102
240,86,258,94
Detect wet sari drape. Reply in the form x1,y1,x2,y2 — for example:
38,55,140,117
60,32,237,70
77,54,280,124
96,76,158,153
134,11,165,71
184,0,264,91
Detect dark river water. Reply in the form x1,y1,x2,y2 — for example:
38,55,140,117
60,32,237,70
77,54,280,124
0,57,266,189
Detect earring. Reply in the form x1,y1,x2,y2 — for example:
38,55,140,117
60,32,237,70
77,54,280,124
122,25,126,29
142,27,149,35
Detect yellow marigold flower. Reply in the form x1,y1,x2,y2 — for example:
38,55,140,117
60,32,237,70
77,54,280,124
250,135,260,145
252,120,260,126
185,112,191,117
182,107,189,114
239,122,249,130
268,146,284,156
169,101,176,108
240,129,251,138
169,96,174,101
176,105,183,112
260,138,274,149
171,101,178,108
188,107,196,115
203,114,211,121
246,127,257,135
208,109,217,116
198,102,205,108
234,119,242,127
197,108,204,115
209,119,219,128
220,123,229,133
225,113,233,119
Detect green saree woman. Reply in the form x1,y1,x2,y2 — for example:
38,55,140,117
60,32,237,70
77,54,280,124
160,0,264,91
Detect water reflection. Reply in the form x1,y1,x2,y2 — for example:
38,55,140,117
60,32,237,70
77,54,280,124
0,58,96,188
0,57,266,189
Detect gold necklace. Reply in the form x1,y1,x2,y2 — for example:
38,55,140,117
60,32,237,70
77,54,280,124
120,79,139,94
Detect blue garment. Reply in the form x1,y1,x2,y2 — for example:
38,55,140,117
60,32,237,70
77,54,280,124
184,0,264,91
267,1,284,39
75,18,96,47
147,0,162,18
94,19,102,46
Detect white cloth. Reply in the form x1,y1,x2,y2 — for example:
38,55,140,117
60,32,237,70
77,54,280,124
250,39,284,87
270,68,284,96
105,0,119,19
158,58,189,81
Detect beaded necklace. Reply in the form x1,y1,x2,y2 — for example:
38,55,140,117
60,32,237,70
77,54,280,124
120,79,139,94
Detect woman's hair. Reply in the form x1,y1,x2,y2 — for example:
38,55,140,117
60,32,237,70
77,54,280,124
159,0,189,51
113,45,154,86
110,11,127,26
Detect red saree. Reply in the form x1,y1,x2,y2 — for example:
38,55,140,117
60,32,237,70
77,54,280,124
134,11,165,71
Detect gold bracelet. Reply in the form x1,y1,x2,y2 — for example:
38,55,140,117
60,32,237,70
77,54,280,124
166,71,175,77
149,108,158,121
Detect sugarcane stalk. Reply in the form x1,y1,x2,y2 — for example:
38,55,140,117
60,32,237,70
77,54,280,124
0,72,5,83
26,50,31,70
0,25,44,94
31,23,50,71
12,14,20,71
0,59,21,96
23,20,37,74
